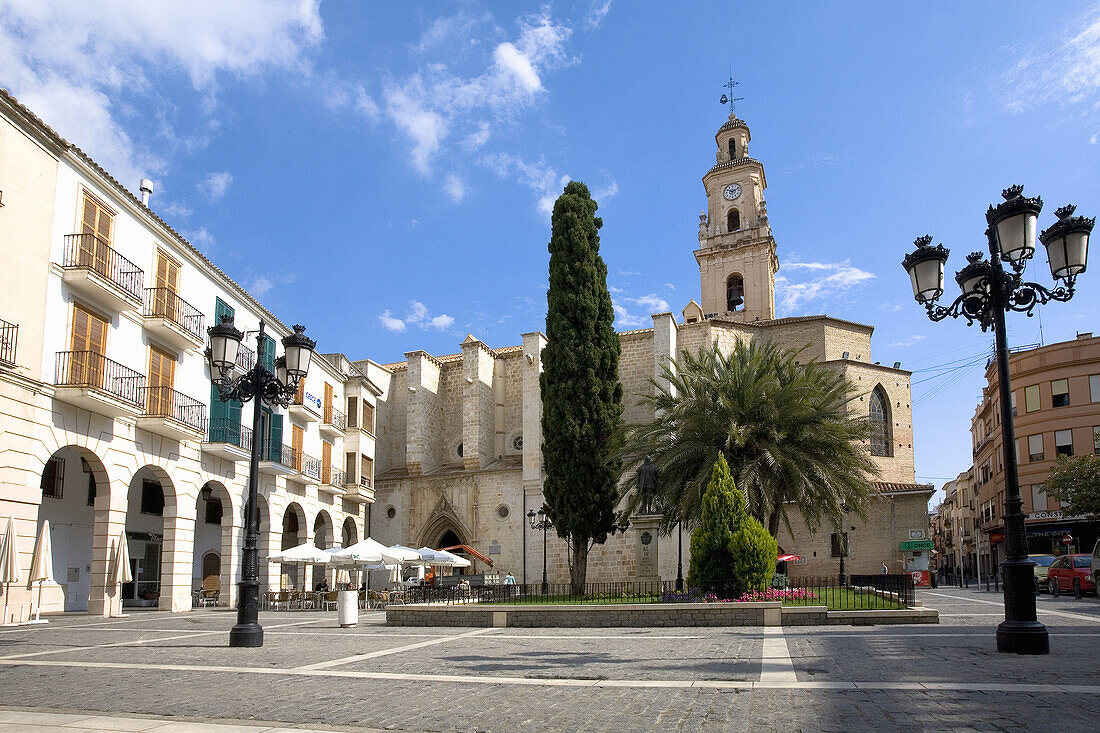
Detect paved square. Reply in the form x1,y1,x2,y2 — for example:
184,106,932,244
0,589,1097,731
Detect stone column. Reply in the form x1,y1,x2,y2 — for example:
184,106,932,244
160,494,197,612
88,474,129,617
461,335,496,471
221,517,241,608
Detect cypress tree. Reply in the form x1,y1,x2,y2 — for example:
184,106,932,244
688,453,777,596
541,181,624,595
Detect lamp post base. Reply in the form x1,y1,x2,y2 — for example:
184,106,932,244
228,623,264,648
996,620,1049,655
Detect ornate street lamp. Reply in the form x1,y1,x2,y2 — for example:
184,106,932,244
527,507,553,595
902,186,1093,655
206,317,316,647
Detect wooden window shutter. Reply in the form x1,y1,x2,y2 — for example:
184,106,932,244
345,451,356,479
346,396,357,428
362,456,373,486
292,425,303,470
322,440,332,483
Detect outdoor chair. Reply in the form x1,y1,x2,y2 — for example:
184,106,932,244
322,591,339,610
198,589,219,607
274,591,291,610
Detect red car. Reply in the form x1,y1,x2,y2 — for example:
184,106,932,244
1046,554,1097,596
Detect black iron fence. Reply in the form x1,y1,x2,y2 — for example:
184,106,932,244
399,574,916,610
142,386,207,433
207,417,252,450
63,233,144,301
55,351,145,407
0,318,16,367
143,287,204,340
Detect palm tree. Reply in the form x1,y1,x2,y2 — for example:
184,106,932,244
621,339,879,539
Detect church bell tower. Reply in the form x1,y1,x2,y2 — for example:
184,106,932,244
694,112,779,322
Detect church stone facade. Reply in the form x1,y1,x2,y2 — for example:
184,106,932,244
364,112,933,584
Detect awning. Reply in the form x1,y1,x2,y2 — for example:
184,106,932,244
441,544,494,568
777,554,802,562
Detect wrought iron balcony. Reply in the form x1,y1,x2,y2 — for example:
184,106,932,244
138,385,207,439
258,441,298,475
320,404,346,437
324,466,345,486
235,343,256,372
203,417,253,461
0,318,16,367
142,288,205,348
62,234,144,309
300,452,321,481
54,351,145,414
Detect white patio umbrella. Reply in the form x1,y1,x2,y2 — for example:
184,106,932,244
387,544,429,586
1,516,23,626
417,547,464,567
28,520,55,624
267,542,333,563
108,530,132,618
331,538,399,590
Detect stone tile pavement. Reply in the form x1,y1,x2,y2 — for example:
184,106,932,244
0,589,1096,731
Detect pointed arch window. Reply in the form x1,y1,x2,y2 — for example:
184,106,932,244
870,386,892,457
726,208,741,232
726,273,744,312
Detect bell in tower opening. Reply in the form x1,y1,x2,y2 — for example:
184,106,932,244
726,273,744,311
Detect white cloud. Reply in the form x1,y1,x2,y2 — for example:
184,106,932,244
379,301,456,333
1092,133,1098,144
163,201,193,219
200,171,233,200
0,1,323,193
593,181,619,201
379,310,406,333
181,226,215,251
774,260,876,315
481,153,570,216
586,0,614,29
444,174,466,202
382,12,573,184
612,293,671,328
999,4,1100,112
889,335,926,348
247,272,294,298
664,283,676,290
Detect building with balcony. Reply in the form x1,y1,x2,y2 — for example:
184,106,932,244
0,89,379,619
971,333,1100,573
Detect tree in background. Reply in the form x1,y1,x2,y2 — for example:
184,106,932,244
688,453,777,595
1043,455,1100,518
623,339,878,539
541,181,624,595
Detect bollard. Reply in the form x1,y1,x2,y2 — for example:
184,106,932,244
1052,580,1059,597
1075,582,1082,600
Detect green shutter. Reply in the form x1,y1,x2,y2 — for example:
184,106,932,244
214,297,234,325
209,384,227,441
262,334,276,373
268,411,282,462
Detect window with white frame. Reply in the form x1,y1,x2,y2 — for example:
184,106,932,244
1028,434,1044,462
1024,384,1041,413
1051,379,1070,408
1031,485,1048,512
1055,429,1074,457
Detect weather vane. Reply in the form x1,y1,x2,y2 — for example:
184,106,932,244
720,70,743,114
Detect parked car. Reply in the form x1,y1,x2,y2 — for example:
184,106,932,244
1046,554,1097,596
1092,540,1100,596
1029,554,1057,592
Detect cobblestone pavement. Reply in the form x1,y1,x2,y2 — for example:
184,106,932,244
0,588,1096,732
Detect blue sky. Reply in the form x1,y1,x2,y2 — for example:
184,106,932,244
3,1,1099,501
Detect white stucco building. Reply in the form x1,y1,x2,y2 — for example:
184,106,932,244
0,89,378,619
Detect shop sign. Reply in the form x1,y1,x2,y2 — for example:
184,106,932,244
899,540,934,551
304,392,322,409
990,532,1005,543
1026,526,1073,539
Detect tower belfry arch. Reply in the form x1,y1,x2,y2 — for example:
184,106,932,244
694,108,779,322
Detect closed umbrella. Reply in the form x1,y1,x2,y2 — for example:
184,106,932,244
108,530,132,617
1,516,23,626
28,520,54,624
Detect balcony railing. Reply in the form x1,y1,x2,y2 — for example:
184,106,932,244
322,405,346,431
261,441,297,467
141,386,207,433
62,234,143,301
143,288,205,341
325,466,345,486
55,351,145,407
0,318,16,367
207,417,253,450
235,344,256,372
301,453,321,481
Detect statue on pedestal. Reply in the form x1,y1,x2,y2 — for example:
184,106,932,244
637,455,658,516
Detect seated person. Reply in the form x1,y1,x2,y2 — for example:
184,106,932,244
315,579,330,592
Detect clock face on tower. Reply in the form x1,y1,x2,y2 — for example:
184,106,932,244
723,183,742,201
